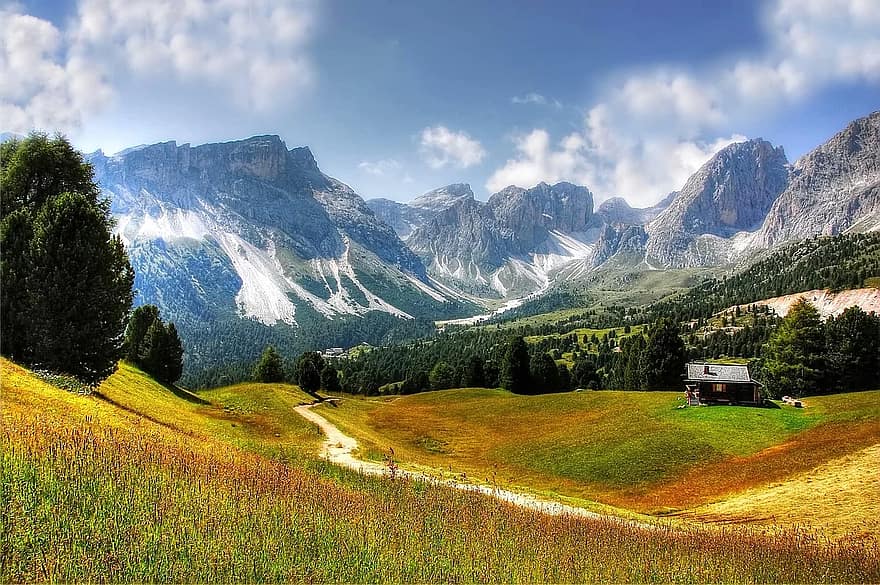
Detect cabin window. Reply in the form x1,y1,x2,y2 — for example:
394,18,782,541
712,383,723,393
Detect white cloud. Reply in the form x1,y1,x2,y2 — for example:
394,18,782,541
71,0,315,112
419,125,486,169
1,0,316,134
511,92,562,108
0,7,111,133
358,158,401,176
489,0,880,206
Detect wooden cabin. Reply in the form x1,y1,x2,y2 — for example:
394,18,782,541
684,362,762,406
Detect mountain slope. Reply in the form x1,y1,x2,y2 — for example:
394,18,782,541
89,136,472,379
753,110,880,247
645,139,790,268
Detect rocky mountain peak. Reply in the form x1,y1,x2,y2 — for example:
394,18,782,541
753,110,880,246
645,137,790,267
410,183,475,212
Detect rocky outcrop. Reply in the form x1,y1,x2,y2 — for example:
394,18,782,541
596,194,673,226
645,139,790,267
753,111,880,247
591,223,648,267
89,135,457,335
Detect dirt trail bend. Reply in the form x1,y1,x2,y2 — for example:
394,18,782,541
295,403,660,528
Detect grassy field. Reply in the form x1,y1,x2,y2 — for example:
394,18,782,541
3,357,879,582
315,388,880,526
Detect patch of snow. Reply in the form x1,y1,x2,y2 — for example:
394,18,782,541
214,232,298,326
404,273,448,302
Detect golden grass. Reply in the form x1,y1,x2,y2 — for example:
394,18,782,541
3,358,879,582
684,444,880,539
315,388,880,527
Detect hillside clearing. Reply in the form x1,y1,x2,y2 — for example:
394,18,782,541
314,388,880,528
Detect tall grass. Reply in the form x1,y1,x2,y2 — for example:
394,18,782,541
3,407,878,583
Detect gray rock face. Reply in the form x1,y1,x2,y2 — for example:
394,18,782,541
645,139,790,267
596,194,672,226
753,110,880,246
366,198,427,239
399,182,595,294
591,223,648,267
90,135,456,333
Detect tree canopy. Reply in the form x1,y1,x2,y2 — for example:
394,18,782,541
1,133,134,383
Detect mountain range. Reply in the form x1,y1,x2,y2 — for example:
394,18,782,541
80,110,879,374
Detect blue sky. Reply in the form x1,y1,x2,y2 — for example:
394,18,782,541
3,0,878,206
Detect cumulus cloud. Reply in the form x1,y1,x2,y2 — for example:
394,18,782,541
0,6,111,133
419,125,486,169
488,0,880,205
511,92,562,108
358,158,401,176
1,0,316,134
71,0,315,112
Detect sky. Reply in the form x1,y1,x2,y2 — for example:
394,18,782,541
2,0,879,207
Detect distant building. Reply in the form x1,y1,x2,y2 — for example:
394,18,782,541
684,362,762,406
320,347,345,359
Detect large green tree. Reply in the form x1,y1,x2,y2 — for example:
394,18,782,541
254,346,285,383
1,134,134,382
762,298,825,397
824,306,880,392
640,319,686,390
501,336,531,394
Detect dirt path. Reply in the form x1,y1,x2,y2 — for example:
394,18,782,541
294,403,660,528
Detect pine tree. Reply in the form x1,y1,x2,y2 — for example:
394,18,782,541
824,306,880,392
501,336,531,394
165,322,184,384
254,346,285,383
530,352,559,393
463,355,486,388
429,361,456,390
294,351,324,393
125,305,160,362
0,134,134,383
763,298,825,397
320,364,342,394
641,318,686,390
139,319,170,382
28,192,133,382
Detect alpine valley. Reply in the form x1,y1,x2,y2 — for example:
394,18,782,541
90,110,880,383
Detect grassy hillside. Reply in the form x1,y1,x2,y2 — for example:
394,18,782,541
3,358,878,582
315,389,880,522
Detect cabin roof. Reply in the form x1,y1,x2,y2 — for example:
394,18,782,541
685,362,759,384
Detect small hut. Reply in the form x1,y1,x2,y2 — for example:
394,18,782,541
684,362,762,406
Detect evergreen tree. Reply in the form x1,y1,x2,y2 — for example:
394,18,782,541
294,351,324,393
641,318,686,390
824,306,880,392
320,364,342,394
139,319,169,382
572,358,600,389
531,352,559,393
501,336,531,394
125,305,160,362
429,361,456,390
165,322,184,384
254,346,285,383
557,362,571,391
763,298,825,397
0,134,134,383
463,355,486,387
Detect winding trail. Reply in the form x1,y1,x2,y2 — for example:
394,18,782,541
295,403,661,529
